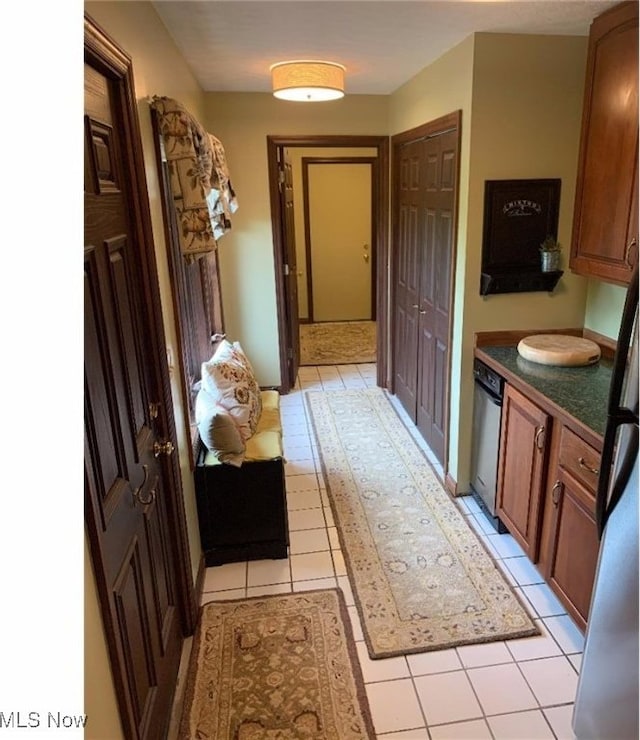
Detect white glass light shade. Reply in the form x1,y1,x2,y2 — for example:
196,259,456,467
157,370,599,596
270,60,345,102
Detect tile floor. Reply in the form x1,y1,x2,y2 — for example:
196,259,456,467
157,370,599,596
170,364,585,740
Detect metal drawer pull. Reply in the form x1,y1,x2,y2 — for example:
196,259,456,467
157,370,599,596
132,464,156,506
551,480,562,506
578,456,600,475
535,425,546,450
625,237,636,268
412,304,419,309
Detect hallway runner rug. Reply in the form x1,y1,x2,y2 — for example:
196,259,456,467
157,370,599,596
299,321,376,366
306,388,538,659
179,589,375,739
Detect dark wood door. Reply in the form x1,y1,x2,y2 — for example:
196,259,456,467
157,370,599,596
497,384,550,560
393,140,421,416
280,147,300,387
84,34,184,740
416,130,456,462
393,118,458,468
570,0,638,284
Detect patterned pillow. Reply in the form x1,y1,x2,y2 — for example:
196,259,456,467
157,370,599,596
195,388,245,466
201,340,262,441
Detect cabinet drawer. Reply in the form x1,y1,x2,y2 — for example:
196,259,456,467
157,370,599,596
559,426,601,495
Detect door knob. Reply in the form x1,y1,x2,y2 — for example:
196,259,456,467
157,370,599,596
363,253,369,262
153,440,175,457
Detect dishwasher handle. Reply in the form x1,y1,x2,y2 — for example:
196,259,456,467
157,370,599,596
474,377,503,406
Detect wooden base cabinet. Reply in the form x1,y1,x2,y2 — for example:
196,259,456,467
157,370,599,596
541,424,602,631
496,384,550,561
545,470,600,631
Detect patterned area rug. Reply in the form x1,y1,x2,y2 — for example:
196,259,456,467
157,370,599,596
306,388,539,659
179,589,375,739
299,321,376,366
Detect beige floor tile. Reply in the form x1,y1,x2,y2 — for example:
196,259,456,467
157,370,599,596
365,678,425,735
414,671,483,726
487,709,555,739
518,656,579,706
466,663,537,715
429,718,493,739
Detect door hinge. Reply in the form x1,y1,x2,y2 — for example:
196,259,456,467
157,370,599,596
284,263,290,276
288,347,293,359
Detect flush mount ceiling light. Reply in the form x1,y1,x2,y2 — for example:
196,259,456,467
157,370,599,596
270,60,346,102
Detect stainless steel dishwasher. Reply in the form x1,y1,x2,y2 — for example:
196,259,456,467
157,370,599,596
470,358,507,533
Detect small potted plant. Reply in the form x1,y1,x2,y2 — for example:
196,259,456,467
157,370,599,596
540,235,561,272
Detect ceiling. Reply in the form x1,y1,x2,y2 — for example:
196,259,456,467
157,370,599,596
151,0,618,96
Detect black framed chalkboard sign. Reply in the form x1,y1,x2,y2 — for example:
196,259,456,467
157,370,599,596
480,178,562,295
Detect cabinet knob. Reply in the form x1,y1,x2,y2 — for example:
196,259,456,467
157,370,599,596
551,480,563,506
534,425,546,451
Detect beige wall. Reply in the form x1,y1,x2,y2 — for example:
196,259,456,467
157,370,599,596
584,279,627,339
202,94,389,385
84,2,206,736
390,33,591,490
453,33,590,490
389,36,475,487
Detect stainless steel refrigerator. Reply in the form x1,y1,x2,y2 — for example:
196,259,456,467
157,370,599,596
573,266,639,740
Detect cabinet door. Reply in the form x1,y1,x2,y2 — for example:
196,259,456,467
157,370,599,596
570,1,639,285
497,384,550,560
546,470,600,631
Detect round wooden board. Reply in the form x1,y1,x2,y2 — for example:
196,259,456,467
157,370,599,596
517,334,601,366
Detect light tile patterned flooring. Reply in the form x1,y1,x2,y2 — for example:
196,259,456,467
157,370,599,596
171,364,585,739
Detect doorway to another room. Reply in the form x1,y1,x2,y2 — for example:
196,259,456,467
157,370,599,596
299,156,377,367
267,135,389,393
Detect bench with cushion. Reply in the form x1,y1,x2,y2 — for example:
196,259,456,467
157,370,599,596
193,340,289,567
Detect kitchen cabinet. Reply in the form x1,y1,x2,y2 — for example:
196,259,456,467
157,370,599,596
542,426,601,631
496,383,550,561
570,1,639,285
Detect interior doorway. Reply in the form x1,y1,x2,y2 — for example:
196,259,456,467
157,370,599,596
267,136,389,393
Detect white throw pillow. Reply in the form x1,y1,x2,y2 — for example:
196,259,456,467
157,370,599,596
201,340,262,441
195,388,245,466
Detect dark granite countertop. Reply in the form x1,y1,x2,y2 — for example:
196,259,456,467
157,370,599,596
476,345,613,438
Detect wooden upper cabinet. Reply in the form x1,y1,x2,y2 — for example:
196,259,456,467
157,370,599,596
496,384,551,561
570,1,639,285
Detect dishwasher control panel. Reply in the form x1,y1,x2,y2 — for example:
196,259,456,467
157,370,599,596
473,358,504,399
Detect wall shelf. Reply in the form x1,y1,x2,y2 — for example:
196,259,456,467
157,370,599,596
480,270,563,296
